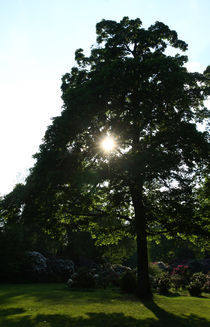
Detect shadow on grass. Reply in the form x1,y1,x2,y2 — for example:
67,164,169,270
0,307,209,327
162,291,181,297
0,285,209,326
0,284,122,305
141,299,210,326
0,308,25,317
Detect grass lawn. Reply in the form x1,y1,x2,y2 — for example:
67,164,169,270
0,284,209,327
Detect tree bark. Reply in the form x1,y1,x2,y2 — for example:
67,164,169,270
130,182,152,299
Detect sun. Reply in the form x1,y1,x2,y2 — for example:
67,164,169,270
101,136,116,153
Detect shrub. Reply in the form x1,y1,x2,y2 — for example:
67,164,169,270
171,274,186,290
47,258,74,282
191,272,206,285
101,270,120,288
112,264,132,275
188,272,206,297
22,251,48,282
149,263,163,290
203,274,210,293
172,264,190,277
67,278,73,288
149,263,163,277
171,264,190,287
152,261,168,271
69,268,96,289
156,272,171,294
22,252,75,282
93,264,122,288
188,281,202,296
120,270,137,293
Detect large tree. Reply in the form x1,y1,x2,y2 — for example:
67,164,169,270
4,17,209,298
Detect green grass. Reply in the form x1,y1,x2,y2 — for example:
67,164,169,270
0,284,209,327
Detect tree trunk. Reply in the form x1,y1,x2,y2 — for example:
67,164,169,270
130,183,152,299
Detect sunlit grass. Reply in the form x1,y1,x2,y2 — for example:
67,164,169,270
0,284,209,326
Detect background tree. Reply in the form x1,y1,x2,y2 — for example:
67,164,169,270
191,173,210,251
148,236,206,264
3,17,209,298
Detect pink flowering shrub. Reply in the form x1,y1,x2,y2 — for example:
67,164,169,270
172,264,189,276
171,264,190,288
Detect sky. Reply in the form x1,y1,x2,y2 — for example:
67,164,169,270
0,0,210,196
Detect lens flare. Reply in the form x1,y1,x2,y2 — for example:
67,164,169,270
101,136,115,153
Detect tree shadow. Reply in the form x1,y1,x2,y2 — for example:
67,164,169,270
0,308,25,317
0,310,209,327
0,285,209,326
141,298,210,327
0,284,122,306
162,291,181,297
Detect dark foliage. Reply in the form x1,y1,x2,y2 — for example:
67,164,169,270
156,273,171,294
120,270,137,293
188,272,207,296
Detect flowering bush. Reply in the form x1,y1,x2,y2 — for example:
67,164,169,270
203,273,210,293
188,281,202,296
101,270,121,288
171,274,186,289
151,262,168,271
26,251,48,273
149,263,163,277
67,269,96,289
47,258,74,281
149,263,163,290
67,264,124,290
191,272,206,285
156,272,171,294
111,264,132,275
22,251,48,281
23,252,75,282
171,264,190,286
172,264,189,276
188,272,206,297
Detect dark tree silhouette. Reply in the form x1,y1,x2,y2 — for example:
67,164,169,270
1,17,209,298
